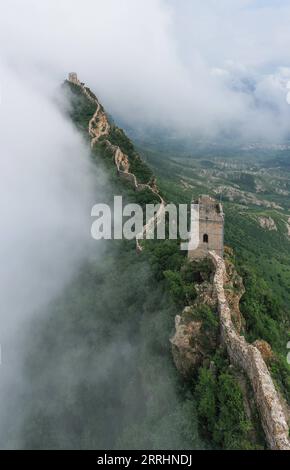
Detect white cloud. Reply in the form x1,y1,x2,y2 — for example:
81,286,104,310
0,60,107,440
0,63,104,333
0,0,290,140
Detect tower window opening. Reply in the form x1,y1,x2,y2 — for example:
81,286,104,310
203,233,209,243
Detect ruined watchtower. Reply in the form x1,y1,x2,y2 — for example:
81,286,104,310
188,195,224,260
68,72,80,85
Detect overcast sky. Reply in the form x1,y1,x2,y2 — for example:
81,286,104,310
1,0,290,140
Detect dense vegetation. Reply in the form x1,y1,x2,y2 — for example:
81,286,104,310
163,258,212,306
225,206,290,403
62,81,96,132
195,356,262,450
140,137,290,409
10,242,204,450
107,126,153,184
64,80,153,185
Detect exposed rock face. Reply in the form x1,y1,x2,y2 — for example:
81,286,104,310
214,185,282,210
194,281,216,308
253,340,274,363
286,217,290,238
209,251,290,450
224,258,245,333
258,216,277,231
170,270,218,378
170,312,203,377
89,104,110,145
115,146,130,172
67,73,165,252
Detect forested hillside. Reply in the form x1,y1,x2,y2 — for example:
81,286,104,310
137,139,290,409
0,81,204,450
4,79,288,450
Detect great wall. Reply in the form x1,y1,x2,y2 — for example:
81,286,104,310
209,251,290,450
67,73,290,450
67,73,165,252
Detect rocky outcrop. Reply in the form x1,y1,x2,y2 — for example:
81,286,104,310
171,312,203,377
89,103,110,146
209,250,290,450
286,217,290,238
67,73,165,252
253,340,274,363
214,185,282,210
258,216,277,231
170,271,218,378
223,258,245,333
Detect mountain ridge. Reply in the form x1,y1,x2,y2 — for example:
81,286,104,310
63,73,290,450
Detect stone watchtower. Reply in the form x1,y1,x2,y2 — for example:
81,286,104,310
188,195,224,260
68,72,80,85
